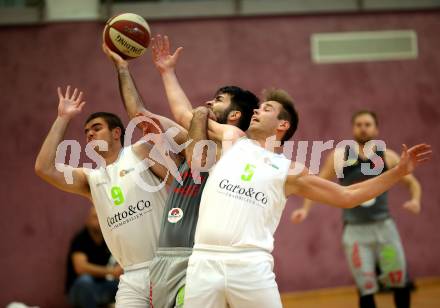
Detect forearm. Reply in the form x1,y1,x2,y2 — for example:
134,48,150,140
160,70,194,129
118,67,148,119
35,116,70,174
405,177,422,202
186,109,209,165
302,199,314,211
346,167,405,207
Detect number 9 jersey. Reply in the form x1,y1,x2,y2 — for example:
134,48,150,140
85,145,168,270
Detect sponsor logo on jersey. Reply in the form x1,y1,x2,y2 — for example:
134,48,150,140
106,200,152,230
218,179,268,207
263,157,279,170
168,207,184,223
119,167,135,177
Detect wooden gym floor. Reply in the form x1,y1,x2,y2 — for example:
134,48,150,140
281,277,440,308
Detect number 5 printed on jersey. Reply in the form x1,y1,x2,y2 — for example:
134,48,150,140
111,186,125,206
241,163,256,182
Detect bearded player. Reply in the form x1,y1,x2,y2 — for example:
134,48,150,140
291,110,422,308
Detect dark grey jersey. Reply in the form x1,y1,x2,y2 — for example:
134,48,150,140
158,160,208,248
340,147,390,224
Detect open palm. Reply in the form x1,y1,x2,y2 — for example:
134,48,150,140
57,86,86,119
151,34,183,73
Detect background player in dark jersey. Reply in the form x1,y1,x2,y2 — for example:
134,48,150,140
103,43,259,308
66,207,121,308
291,110,422,308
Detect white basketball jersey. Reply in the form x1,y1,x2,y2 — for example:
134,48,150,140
194,138,291,252
85,145,167,269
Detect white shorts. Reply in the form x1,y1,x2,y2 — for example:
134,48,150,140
184,246,282,308
115,264,150,308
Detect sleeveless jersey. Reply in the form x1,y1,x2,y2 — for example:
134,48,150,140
85,145,168,269
194,138,291,252
340,146,390,224
158,160,209,248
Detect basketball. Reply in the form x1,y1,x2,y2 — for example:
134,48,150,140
103,13,151,59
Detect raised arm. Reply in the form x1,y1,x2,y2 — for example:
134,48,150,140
151,34,244,143
34,86,90,199
286,144,431,209
290,149,338,223
102,43,188,144
385,149,422,214
151,35,192,128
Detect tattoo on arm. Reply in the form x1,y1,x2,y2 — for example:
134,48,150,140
118,68,148,119
186,108,210,168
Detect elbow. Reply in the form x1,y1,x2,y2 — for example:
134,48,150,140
34,160,51,180
34,160,44,177
175,111,192,130
176,115,188,128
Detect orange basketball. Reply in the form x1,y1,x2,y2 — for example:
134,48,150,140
103,13,151,59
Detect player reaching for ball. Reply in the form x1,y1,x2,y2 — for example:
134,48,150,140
151,34,432,308
34,86,184,307
102,41,259,308
291,110,423,308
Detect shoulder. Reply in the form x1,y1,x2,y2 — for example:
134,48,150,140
332,147,344,161
222,125,246,142
123,143,145,161
288,161,308,178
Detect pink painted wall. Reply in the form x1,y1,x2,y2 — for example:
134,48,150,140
1,11,439,307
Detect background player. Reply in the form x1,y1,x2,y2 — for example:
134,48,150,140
291,110,422,308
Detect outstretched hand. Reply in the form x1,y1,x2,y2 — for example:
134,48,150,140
151,34,183,74
57,86,86,119
396,144,432,176
102,43,128,69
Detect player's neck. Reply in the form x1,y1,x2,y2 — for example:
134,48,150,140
358,143,366,157
357,142,377,159
247,131,283,153
102,145,123,165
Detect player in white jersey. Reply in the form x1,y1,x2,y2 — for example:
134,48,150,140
151,34,433,307
35,86,180,307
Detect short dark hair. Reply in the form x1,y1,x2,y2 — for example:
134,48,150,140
351,110,378,126
263,88,299,143
85,112,125,146
215,86,260,131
